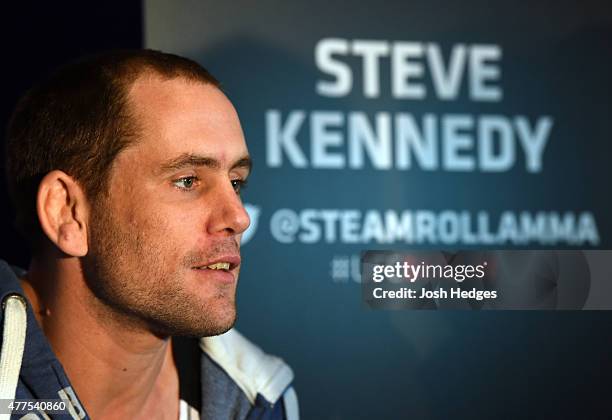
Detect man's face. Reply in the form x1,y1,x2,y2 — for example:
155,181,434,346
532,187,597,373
83,74,250,337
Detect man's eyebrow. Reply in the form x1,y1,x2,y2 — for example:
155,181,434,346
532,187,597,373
158,153,252,174
232,156,252,174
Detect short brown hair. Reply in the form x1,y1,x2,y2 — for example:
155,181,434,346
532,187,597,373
5,49,219,250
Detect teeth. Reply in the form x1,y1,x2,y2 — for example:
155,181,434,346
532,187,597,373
205,262,231,270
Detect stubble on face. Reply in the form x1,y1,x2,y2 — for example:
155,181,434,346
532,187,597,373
82,194,238,338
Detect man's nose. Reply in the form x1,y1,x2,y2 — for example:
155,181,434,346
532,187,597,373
207,181,251,236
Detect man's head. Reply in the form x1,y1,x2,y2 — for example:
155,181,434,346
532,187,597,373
5,50,251,337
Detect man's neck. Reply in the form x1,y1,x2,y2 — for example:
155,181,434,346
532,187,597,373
21,256,180,419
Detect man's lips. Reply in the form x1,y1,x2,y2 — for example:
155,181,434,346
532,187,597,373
191,255,241,271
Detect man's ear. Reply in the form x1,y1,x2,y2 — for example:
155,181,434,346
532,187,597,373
36,170,89,257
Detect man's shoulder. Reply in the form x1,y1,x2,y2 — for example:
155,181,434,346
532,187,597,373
198,329,299,420
200,329,294,405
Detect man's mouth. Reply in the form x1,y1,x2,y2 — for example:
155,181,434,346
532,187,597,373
194,262,232,271
192,255,240,272
190,255,240,285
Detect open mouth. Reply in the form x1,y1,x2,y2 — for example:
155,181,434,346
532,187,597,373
193,262,236,271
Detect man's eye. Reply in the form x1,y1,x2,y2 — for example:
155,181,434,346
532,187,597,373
231,179,248,194
172,176,198,190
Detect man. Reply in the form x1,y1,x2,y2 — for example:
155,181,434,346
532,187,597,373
0,50,298,419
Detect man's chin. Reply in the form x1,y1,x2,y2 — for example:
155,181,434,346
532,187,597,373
200,318,236,337
149,319,235,339
142,300,237,338
194,308,237,337
165,315,236,338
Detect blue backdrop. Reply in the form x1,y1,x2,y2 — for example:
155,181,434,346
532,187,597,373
144,2,612,418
